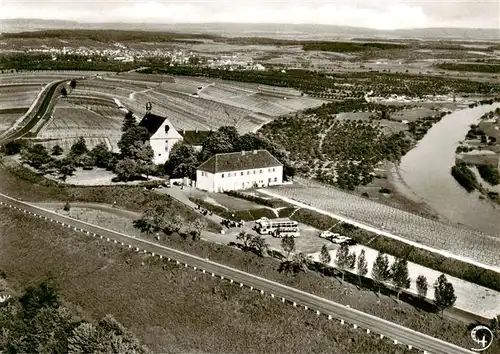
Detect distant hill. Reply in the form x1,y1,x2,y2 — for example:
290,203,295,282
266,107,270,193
1,19,499,41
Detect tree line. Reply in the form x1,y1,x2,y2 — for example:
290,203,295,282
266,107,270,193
0,280,149,353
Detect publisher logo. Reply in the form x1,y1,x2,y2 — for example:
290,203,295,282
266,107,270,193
470,325,494,352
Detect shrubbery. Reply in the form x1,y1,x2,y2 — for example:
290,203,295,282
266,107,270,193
451,163,477,192
477,165,500,185
223,190,286,208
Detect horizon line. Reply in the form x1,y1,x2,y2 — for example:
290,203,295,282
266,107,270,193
1,18,500,32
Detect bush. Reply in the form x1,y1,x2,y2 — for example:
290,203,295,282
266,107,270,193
451,163,477,192
223,190,287,208
3,140,30,155
476,165,500,186
379,188,391,194
139,180,165,189
278,207,297,218
290,208,337,230
63,201,71,211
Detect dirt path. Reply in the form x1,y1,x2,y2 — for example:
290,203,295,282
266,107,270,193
318,121,336,153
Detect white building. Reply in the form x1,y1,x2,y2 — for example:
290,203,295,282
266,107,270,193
138,113,183,165
196,150,283,193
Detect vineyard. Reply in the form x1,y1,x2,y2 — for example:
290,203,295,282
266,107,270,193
36,100,124,152
266,179,500,269
0,84,41,110
0,108,28,134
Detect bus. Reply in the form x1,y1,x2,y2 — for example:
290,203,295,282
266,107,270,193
253,217,300,238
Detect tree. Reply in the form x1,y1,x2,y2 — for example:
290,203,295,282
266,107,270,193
434,274,457,317
390,258,411,300
164,142,198,179
201,130,234,157
357,249,368,285
118,126,150,158
130,141,154,179
249,235,269,257
63,201,71,211
372,252,391,296
70,137,88,156
290,252,311,273
163,214,184,235
58,159,76,181
133,200,174,235
3,139,29,155
90,142,113,168
187,218,207,241
69,79,77,89
236,231,253,250
122,111,136,132
416,275,428,299
61,87,68,97
22,144,52,169
319,244,331,265
51,145,63,156
281,235,295,260
335,244,355,281
115,158,138,181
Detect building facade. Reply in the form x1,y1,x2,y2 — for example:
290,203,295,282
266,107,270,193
138,113,183,165
196,150,283,193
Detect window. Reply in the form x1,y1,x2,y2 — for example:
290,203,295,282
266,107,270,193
228,173,231,177
272,168,275,172
221,173,225,178
268,168,271,172
259,169,262,174
274,177,277,182
247,171,250,175
241,172,244,176
268,178,271,183
253,170,256,174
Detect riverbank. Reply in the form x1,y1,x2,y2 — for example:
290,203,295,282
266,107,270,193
394,102,500,236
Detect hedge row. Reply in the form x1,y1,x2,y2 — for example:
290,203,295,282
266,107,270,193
292,208,500,292
223,190,287,208
189,197,276,221
277,207,297,218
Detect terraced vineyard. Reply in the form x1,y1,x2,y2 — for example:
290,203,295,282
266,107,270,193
0,108,28,134
37,98,124,152
266,178,500,269
0,84,42,110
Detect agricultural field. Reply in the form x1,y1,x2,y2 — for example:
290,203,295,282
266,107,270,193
63,74,326,134
0,84,41,110
0,108,28,135
36,98,125,152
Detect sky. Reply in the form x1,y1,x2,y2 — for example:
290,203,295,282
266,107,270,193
1,0,499,30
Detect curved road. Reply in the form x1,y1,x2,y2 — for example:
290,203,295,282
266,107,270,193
0,194,474,354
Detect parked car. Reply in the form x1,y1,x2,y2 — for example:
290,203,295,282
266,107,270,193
319,231,355,245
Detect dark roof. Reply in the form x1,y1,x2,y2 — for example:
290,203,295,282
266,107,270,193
139,113,166,135
180,130,211,146
197,150,283,174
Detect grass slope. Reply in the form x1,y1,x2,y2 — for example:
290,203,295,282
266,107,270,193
0,207,413,354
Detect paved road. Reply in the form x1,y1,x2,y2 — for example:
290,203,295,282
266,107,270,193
0,193,474,354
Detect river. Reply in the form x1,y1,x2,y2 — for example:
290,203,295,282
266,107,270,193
394,103,500,237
